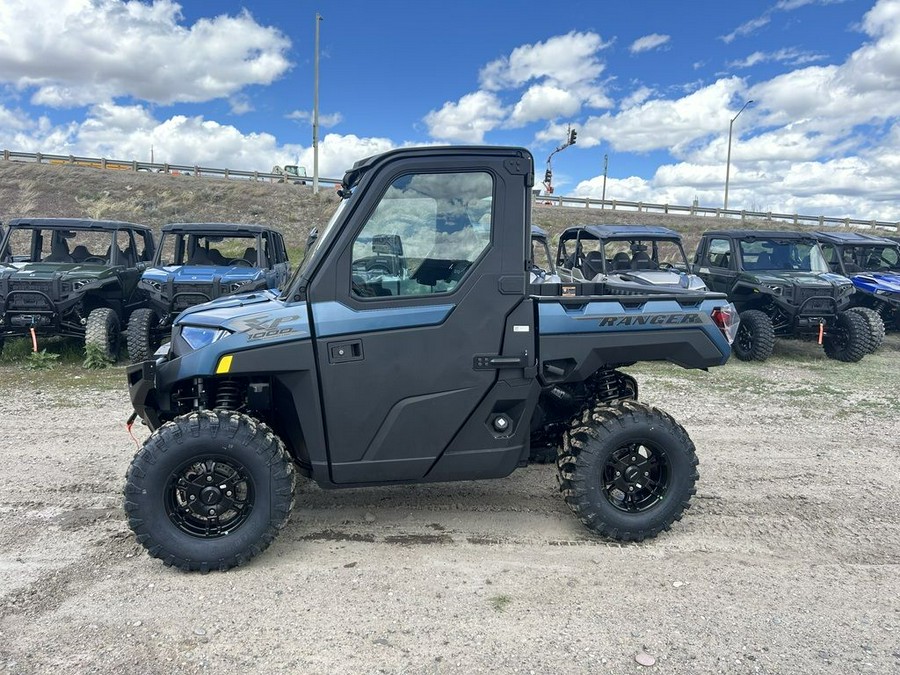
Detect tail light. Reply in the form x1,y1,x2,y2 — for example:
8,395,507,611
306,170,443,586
711,303,740,344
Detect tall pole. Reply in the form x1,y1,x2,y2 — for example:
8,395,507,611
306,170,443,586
313,13,323,195
601,153,608,209
724,99,753,211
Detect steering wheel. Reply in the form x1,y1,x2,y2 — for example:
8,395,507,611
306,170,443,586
83,256,106,263
366,262,391,276
227,258,254,267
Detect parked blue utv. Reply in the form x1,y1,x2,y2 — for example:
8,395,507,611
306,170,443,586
815,230,900,350
127,223,291,362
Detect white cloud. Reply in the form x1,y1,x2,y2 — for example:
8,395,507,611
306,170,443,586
509,85,581,127
423,91,507,143
0,0,291,107
0,103,398,179
629,34,671,54
720,15,771,44
297,133,396,179
578,77,747,153
286,110,344,128
728,48,826,68
479,31,613,91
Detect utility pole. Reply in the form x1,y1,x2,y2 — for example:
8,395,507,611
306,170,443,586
313,12,323,195
724,99,753,211
601,153,608,208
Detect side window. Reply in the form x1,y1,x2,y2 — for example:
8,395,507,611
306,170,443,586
350,171,493,299
705,239,732,269
820,244,840,272
115,230,133,266
134,231,152,262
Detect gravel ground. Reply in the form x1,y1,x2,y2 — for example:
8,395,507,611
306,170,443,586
1,336,898,674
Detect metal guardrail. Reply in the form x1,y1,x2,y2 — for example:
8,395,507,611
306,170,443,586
3,148,896,231
534,192,900,232
0,149,341,186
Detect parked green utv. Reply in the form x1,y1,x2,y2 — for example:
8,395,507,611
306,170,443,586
0,218,154,360
693,230,870,362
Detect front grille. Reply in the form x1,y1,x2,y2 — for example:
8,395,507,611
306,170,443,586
8,293,52,311
11,281,52,293
172,284,214,311
794,287,835,314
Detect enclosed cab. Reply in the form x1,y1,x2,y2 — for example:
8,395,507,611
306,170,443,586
814,230,899,340
693,230,870,362
123,146,738,572
555,225,706,292
0,218,154,360
127,223,291,362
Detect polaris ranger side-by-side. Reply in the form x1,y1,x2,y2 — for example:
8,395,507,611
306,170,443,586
0,218,154,360
124,147,738,571
693,230,869,362
127,223,291,363
815,230,899,346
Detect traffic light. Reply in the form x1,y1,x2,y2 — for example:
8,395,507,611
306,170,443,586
568,128,578,145
544,168,552,184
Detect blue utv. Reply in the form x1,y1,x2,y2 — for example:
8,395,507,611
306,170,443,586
127,223,291,362
815,230,900,350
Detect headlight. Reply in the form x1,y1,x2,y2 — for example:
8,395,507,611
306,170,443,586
142,279,162,292
230,280,253,292
764,284,785,296
181,326,230,350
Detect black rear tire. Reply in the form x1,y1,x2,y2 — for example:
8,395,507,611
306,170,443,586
733,309,775,362
847,307,885,353
557,401,699,541
124,411,296,572
85,307,121,361
823,310,871,362
127,307,159,363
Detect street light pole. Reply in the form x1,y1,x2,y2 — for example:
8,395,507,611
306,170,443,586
313,12,323,195
724,99,753,212
601,153,608,209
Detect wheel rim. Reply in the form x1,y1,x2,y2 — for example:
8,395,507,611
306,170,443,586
165,456,255,538
602,442,670,513
736,323,753,354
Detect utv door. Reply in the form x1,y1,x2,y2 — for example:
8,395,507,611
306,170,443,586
307,151,531,484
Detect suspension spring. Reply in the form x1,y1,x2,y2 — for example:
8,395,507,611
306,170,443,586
215,379,241,410
593,369,622,403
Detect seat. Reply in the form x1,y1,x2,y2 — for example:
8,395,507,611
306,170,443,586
242,247,258,265
631,251,653,270
70,245,90,263
611,252,631,271
45,238,73,262
752,253,772,269
581,250,605,279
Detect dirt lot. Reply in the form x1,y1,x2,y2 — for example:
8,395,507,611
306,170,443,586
0,334,897,675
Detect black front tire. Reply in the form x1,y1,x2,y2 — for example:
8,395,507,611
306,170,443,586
85,307,121,361
557,401,699,541
823,311,871,362
124,411,296,572
846,307,885,353
733,309,775,362
126,308,159,363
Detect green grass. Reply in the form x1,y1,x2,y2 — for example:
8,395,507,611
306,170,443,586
489,594,512,612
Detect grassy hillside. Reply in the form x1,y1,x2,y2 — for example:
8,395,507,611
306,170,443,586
0,160,873,258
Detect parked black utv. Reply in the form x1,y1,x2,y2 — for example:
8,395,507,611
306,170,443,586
693,230,869,362
0,218,154,360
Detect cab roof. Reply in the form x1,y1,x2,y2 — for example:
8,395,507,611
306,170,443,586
703,229,817,240
162,222,277,235
560,225,682,241
813,230,898,246
8,217,151,232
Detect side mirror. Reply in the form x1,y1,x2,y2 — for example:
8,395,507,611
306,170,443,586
306,228,318,250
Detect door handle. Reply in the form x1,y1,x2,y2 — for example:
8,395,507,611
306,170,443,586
328,339,364,364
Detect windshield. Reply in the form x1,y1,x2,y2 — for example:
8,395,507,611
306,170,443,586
740,239,829,273
602,238,687,272
843,244,900,272
158,232,262,266
2,227,115,264
281,198,348,299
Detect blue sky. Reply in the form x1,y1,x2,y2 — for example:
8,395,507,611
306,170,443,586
1,0,899,219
